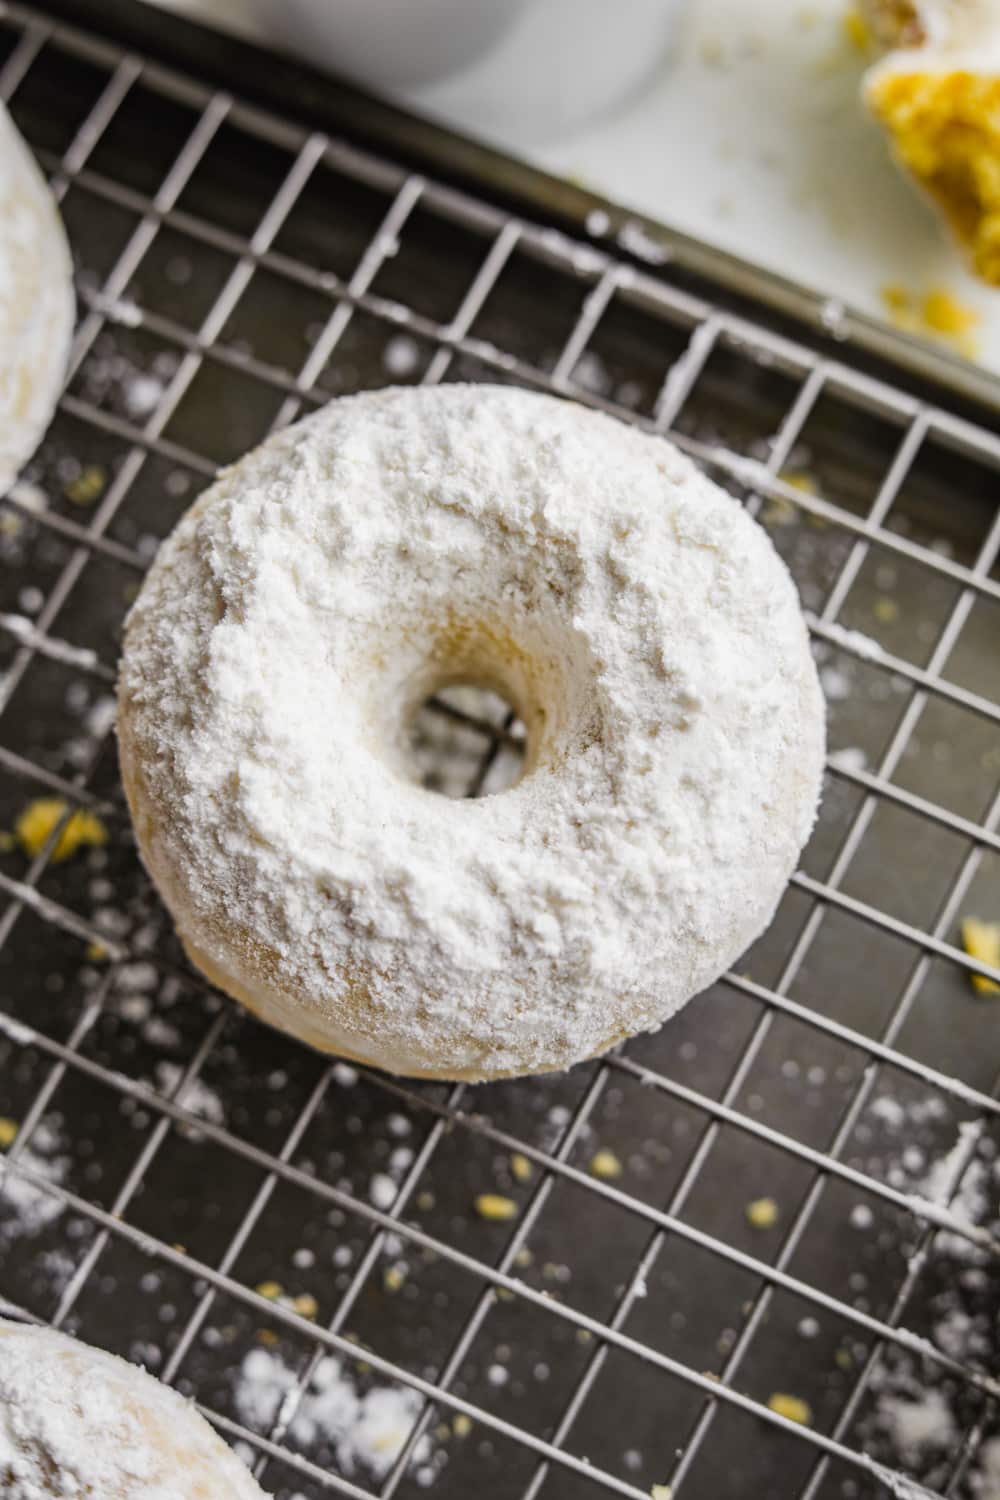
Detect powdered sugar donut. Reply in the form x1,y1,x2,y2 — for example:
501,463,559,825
0,1319,264,1497
0,105,74,493
118,385,824,1080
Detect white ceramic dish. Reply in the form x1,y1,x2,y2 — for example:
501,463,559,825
243,0,532,90
243,0,688,139
407,0,690,144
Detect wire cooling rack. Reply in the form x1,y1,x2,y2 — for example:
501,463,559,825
1,4,1000,1499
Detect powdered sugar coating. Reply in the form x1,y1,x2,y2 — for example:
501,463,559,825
0,1319,264,1498
119,385,824,1079
0,105,74,493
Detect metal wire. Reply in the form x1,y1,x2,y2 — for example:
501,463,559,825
1,4,999,1499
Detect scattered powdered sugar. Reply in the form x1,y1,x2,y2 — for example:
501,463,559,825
154,1063,224,1130
124,373,165,419
73,331,178,428
7,478,48,516
370,1172,398,1211
0,1013,35,1048
0,1121,67,1240
382,335,421,378
919,1120,982,1209
84,287,143,327
876,1388,957,1465
572,349,613,397
119,385,824,1079
870,1095,907,1131
585,208,611,237
972,1436,1000,1499
828,745,868,774
819,663,852,701
857,1093,1000,1494
142,1016,183,1051
116,961,159,994
616,219,672,264
820,621,885,661
234,1346,424,1480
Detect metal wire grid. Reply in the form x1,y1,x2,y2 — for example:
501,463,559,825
0,4,999,1499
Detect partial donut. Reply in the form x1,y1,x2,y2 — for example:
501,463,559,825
0,1318,264,1498
0,104,74,492
118,385,825,1080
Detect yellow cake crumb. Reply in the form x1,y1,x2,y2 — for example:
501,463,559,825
922,287,978,335
780,471,819,495
64,465,106,507
843,7,872,51
881,281,911,314
867,70,1000,285
255,1280,283,1301
874,597,899,623
0,831,14,853
651,1487,674,1500
474,1193,519,1222
383,1265,406,1293
86,941,109,962
292,1292,318,1319
510,1152,533,1183
0,1117,18,1149
453,1413,473,1438
880,281,981,357
746,1196,779,1229
590,1149,623,1180
416,1189,435,1211
768,1392,813,1425
15,798,108,863
257,1328,278,1346
961,916,1000,995
514,1246,534,1268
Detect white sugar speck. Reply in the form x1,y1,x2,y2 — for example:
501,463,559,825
829,746,868,774
370,1173,397,1211
382,335,421,378
125,374,164,418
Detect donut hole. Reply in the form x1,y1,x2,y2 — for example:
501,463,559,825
369,611,591,799
410,683,527,798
